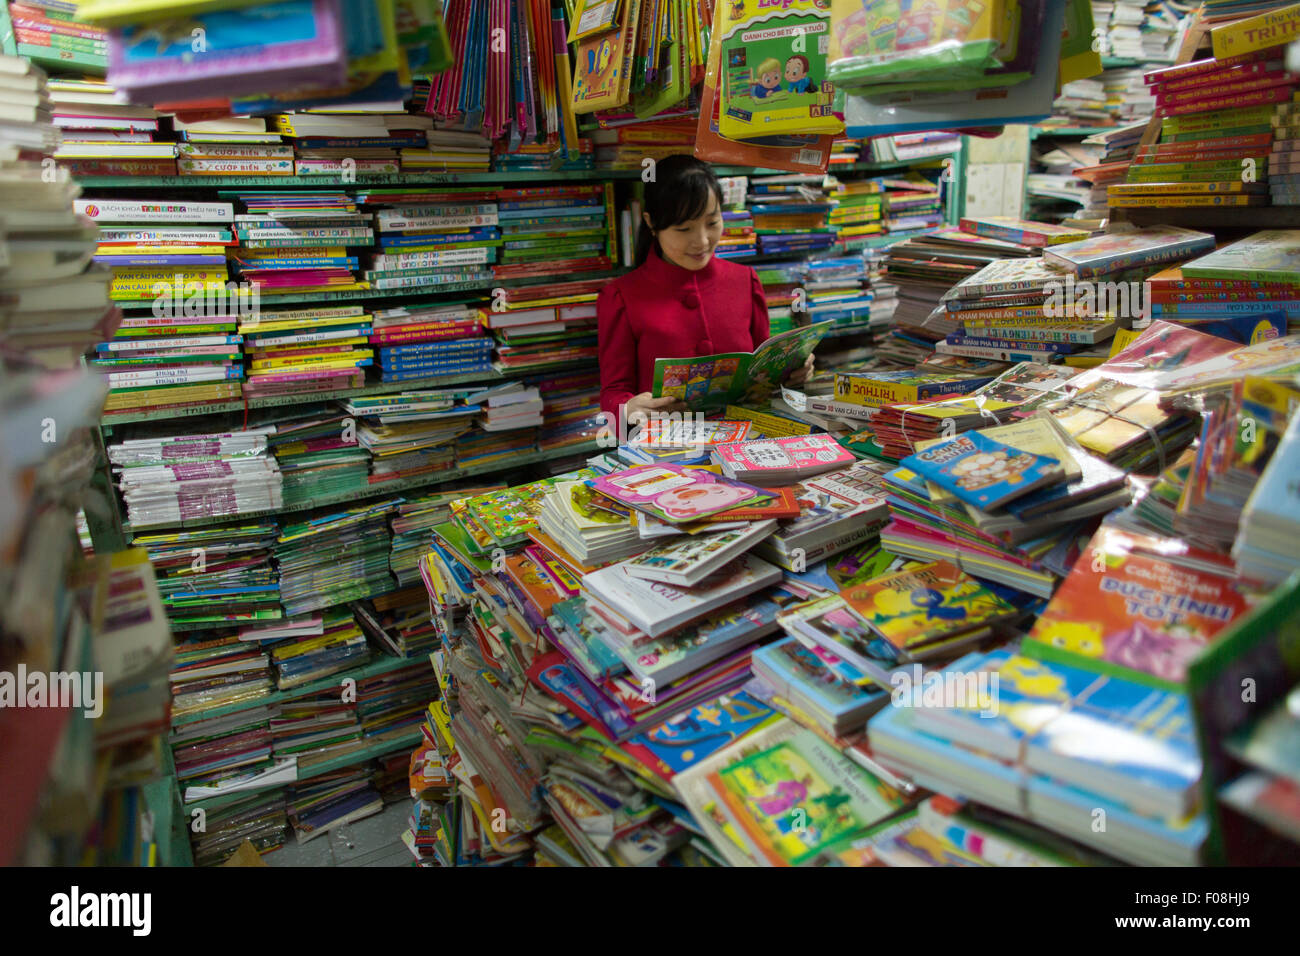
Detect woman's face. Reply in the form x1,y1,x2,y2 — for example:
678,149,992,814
648,190,724,271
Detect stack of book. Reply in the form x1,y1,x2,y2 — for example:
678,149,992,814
2,0,107,72
108,428,283,529
536,369,603,451
130,522,281,630
493,185,611,280
367,302,493,383
227,191,371,294
399,128,492,172
269,608,373,691
274,111,429,176
1114,45,1296,210
879,416,1131,596
239,305,373,399
881,172,945,234
386,486,502,587
274,501,396,617
824,175,885,244
268,410,372,508
364,189,499,287
591,119,696,169
76,196,234,304
49,77,174,176
345,389,479,483
493,137,595,172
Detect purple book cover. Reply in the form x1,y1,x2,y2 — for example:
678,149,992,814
108,0,347,98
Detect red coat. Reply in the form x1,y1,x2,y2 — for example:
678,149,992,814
597,245,770,419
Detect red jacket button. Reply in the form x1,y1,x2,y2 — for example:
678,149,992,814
682,290,700,309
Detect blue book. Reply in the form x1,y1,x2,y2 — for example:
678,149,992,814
901,429,1064,512
752,637,887,730
629,691,774,775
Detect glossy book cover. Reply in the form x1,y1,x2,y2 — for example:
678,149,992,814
902,429,1064,511
592,464,774,523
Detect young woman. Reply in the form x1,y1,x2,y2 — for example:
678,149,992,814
597,154,811,426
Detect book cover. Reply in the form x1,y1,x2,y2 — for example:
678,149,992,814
1042,227,1216,279
1023,524,1256,690
1180,229,1300,284
621,519,779,586
839,560,1019,652
707,728,902,865
958,216,1091,247
592,464,773,523
901,430,1064,511
652,321,831,411
712,434,856,476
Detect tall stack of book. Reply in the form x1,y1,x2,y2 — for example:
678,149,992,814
365,190,499,288
274,111,430,176
824,175,884,245
881,172,945,235
1113,46,1295,210
493,185,611,279
367,302,493,383
227,191,371,294
344,389,479,484
1,0,107,72
746,175,835,257
108,428,284,529
239,306,373,399
49,78,173,177
269,410,372,508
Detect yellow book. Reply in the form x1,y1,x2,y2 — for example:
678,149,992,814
100,245,229,256
249,353,372,371
76,0,267,26
1212,2,1300,58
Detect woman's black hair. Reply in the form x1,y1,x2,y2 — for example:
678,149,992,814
634,154,724,268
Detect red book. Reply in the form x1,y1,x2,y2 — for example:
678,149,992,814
1143,45,1283,85
1149,59,1285,95
1137,132,1275,158
1153,72,1295,107
1155,83,1296,117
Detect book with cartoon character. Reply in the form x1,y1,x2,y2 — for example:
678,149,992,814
839,559,1020,651
651,321,832,412
901,429,1065,511
1022,524,1256,690
591,463,776,523
910,648,1202,818
705,727,903,865
715,0,842,142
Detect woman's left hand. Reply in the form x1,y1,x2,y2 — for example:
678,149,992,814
784,353,815,387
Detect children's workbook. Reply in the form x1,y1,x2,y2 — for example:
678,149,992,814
591,463,774,523
839,560,1020,651
707,728,903,865
715,0,842,142
901,430,1064,511
713,434,857,483
652,321,831,411
1022,523,1256,690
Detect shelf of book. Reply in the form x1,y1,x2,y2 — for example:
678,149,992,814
170,653,423,728
99,359,598,427
71,160,927,191
120,440,604,533
181,727,424,813
111,269,630,310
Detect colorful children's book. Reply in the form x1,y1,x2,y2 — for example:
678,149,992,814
621,519,779,587
839,560,1020,652
652,321,832,411
1180,229,1300,284
1023,523,1257,690
1041,227,1216,279
591,464,774,523
629,691,778,776
958,216,1092,247
571,0,642,112
901,430,1065,511
909,648,1202,818
706,728,903,865
751,636,889,733
712,434,856,484
463,469,597,545
715,0,842,142
832,368,995,408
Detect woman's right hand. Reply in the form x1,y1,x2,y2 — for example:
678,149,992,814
624,392,687,428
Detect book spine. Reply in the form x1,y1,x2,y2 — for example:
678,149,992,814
1109,193,1263,207
1156,85,1294,117
958,325,1105,344
934,342,1061,362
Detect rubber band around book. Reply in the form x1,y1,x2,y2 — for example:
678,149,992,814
1061,396,1171,476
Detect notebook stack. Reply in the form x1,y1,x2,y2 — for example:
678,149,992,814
108,427,283,529
344,389,479,483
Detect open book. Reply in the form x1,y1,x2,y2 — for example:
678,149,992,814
652,321,831,411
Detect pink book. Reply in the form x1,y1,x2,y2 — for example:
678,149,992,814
713,435,855,476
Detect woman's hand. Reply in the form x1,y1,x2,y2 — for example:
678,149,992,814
784,353,815,387
624,391,687,428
